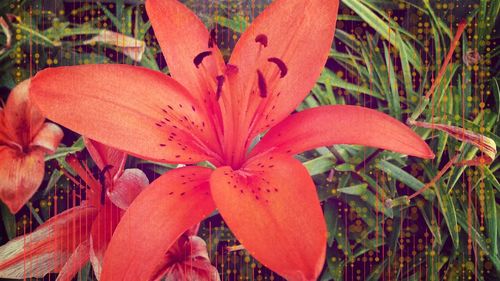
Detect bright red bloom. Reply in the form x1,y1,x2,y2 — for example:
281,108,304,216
0,139,148,280
0,79,63,214
29,0,434,280
152,224,220,281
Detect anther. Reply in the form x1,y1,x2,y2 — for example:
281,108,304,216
193,51,212,68
255,34,268,47
268,57,288,78
257,70,267,98
216,75,225,100
208,28,217,48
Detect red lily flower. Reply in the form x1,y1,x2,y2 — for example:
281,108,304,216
29,0,434,280
0,139,148,280
152,224,220,281
0,79,63,214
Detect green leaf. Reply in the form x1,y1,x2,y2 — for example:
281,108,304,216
342,0,421,70
398,31,414,103
418,201,442,245
377,160,434,200
45,137,85,161
213,15,248,34
324,201,339,247
434,183,460,249
304,155,335,176
483,183,498,256
456,209,500,271
337,184,368,196
326,247,345,281
319,68,385,100
383,43,401,120
484,166,500,192
97,2,122,32
43,169,63,196
0,202,16,240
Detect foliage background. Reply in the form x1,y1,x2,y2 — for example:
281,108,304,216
0,0,499,280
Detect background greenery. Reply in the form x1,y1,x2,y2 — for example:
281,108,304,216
0,0,498,280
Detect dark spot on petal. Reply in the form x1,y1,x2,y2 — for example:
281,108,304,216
160,143,166,147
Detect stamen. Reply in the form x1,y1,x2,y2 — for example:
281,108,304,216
208,28,217,48
98,165,113,205
257,70,267,98
267,57,288,78
255,34,268,47
193,51,212,68
216,75,225,100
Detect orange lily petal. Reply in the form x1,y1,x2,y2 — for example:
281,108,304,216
101,166,216,280
210,153,326,280
2,79,45,148
107,168,148,210
145,0,225,106
89,202,122,280
30,122,63,153
0,146,45,213
84,138,127,179
226,0,339,144
0,206,97,279
30,64,222,164
251,105,435,159
55,240,90,281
